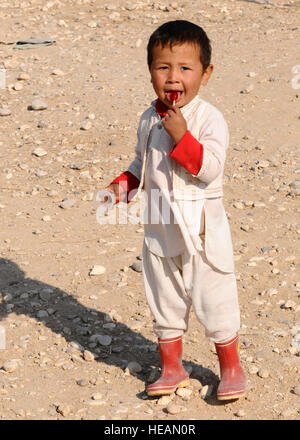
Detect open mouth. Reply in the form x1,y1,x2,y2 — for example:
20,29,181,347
165,90,183,104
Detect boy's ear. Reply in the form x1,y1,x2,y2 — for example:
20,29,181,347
201,64,213,86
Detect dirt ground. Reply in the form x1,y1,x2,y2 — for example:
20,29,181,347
0,0,299,421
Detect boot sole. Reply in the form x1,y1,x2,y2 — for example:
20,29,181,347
147,378,190,397
217,391,245,401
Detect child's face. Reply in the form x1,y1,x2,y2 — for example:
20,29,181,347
150,42,213,108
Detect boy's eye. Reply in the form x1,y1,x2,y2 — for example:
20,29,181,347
159,66,168,70
181,66,190,71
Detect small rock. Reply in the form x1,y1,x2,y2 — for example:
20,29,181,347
103,323,116,331
89,265,106,276
37,310,49,319
59,198,76,209
166,403,185,415
271,268,280,275
37,120,47,129
85,399,106,406
281,408,298,418
148,368,160,383
157,395,172,406
156,411,166,419
2,360,18,373
292,384,300,396
281,300,297,310
70,162,86,170
108,12,121,21
47,190,58,197
14,409,25,417
256,160,269,168
56,404,71,417
176,388,193,399
29,98,48,111
83,350,95,362
80,121,92,130
35,169,48,178
240,84,254,94
97,335,112,346
115,406,129,414
51,69,64,76
253,201,266,208
0,108,11,116
13,83,23,91
235,409,246,417
127,361,142,374
112,345,124,353
200,384,214,399
130,261,143,272
32,148,47,157
233,201,244,209
91,393,103,400
289,180,300,196
76,379,89,387
267,288,278,297
258,369,270,378
17,72,30,80
240,224,250,232
291,325,300,336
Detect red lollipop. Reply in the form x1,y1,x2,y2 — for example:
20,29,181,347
166,90,181,104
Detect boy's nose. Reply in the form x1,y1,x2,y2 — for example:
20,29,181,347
167,68,180,83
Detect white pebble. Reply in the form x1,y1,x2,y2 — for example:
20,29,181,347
2,360,18,373
176,387,193,398
258,369,270,378
32,148,47,157
157,395,172,406
248,365,259,375
235,409,246,417
30,98,48,111
80,120,92,130
200,384,213,399
166,403,185,415
89,265,106,276
0,108,11,116
91,393,103,400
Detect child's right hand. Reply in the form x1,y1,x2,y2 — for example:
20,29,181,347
93,183,126,215
103,183,126,204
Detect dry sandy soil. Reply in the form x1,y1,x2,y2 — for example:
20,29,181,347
0,0,299,422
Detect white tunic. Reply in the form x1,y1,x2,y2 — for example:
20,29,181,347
143,124,205,257
128,95,235,273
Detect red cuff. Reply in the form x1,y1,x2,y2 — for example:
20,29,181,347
110,171,140,203
169,130,203,175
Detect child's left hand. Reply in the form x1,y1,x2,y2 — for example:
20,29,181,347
162,105,187,145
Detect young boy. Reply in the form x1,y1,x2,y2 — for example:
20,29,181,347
103,20,246,401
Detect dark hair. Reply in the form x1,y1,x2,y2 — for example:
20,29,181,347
147,20,211,71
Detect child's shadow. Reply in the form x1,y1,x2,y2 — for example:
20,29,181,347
0,257,222,405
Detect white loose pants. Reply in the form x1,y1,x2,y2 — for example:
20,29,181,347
142,241,240,343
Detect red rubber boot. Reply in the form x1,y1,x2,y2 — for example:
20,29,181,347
147,336,190,397
215,335,247,400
